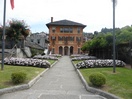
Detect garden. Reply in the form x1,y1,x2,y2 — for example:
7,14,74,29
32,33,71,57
71,54,132,99
0,54,61,88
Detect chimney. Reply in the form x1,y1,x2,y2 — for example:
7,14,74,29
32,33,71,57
51,17,53,22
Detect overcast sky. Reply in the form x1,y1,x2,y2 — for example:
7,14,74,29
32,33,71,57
0,0,132,33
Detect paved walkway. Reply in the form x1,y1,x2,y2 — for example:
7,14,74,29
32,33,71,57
0,56,105,99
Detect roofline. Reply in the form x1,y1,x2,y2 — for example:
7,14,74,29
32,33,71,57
46,19,86,28
46,24,86,28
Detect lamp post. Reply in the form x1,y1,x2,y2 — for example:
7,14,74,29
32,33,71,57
112,0,117,73
130,49,132,69
1,0,7,70
129,41,132,69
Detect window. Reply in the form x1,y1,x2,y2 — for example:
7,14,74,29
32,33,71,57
60,28,63,33
51,36,56,40
72,37,74,41
69,27,73,33
77,27,81,33
60,27,73,33
76,37,81,42
64,28,69,33
37,39,40,44
58,36,63,41
52,27,56,33
64,37,68,41
31,39,33,42
69,37,74,41
58,36,74,41
78,48,81,54
52,48,55,54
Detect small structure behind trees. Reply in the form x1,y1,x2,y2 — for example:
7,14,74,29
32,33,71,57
26,32,49,55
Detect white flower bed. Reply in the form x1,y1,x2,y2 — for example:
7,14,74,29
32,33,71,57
33,55,58,60
70,54,81,57
4,57,51,68
76,59,126,69
50,54,62,57
71,56,96,61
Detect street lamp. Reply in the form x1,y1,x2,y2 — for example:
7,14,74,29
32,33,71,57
1,0,7,70
112,0,117,73
129,41,132,69
130,49,132,69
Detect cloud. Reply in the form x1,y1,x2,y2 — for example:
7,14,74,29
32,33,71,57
0,0,132,33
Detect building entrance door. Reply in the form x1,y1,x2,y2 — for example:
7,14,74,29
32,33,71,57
70,46,73,55
59,46,63,55
64,46,68,55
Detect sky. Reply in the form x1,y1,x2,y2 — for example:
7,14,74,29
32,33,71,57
0,0,132,33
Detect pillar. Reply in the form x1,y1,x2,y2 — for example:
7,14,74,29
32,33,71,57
62,46,64,56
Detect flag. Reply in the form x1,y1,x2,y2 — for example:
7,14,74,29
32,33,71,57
10,0,14,9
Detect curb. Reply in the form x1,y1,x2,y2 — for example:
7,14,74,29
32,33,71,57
71,61,121,99
0,60,59,95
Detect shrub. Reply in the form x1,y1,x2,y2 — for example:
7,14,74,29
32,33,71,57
89,72,106,87
11,72,27,84
30,48,43,57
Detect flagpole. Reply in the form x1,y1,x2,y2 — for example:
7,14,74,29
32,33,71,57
1,0,7,70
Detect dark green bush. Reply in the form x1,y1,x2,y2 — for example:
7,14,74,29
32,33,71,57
89,72,106,87
30,48,43,57
11,72,27,84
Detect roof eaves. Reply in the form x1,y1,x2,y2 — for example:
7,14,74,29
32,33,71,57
46,19,86,28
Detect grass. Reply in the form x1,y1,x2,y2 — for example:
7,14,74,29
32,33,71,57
0,59,57,89
72,60,83,64
47,60,56,64
0,65,45,89
80,67,132,99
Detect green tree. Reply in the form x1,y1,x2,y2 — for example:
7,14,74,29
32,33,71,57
81,25,132,64
105,33,113,46
6,19,30,43
116,26,132,44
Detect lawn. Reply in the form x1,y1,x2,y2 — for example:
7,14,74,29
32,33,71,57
0,59,57,89
0,65,45,89
47,60,56,64
72,60,83,64
80,67,132,99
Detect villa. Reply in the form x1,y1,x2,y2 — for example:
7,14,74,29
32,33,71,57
46,17,86,55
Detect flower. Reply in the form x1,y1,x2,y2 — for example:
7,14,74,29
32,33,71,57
75,59,126,69
4,57,51,68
